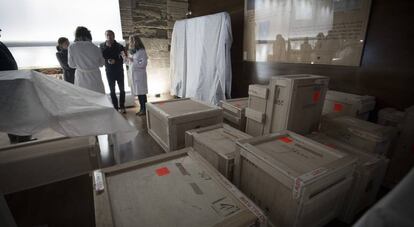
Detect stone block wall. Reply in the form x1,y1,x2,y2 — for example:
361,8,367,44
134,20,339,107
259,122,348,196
118,0,188,95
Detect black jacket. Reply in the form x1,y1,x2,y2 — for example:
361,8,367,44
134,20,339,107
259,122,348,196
99,41,125,74
0,41,18,71
56,49,75,84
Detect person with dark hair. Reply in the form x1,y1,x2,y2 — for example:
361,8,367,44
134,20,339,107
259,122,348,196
68,26,105,93
56,37,75,84
99,30,127,113
128,35,148,116
0,28,33,144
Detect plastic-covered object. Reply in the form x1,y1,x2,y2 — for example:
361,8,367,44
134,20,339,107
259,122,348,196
354,167,414,227
170,12,232,105
0,70,136,139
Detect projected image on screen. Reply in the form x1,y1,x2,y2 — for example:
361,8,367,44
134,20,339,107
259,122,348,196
243,0,372,66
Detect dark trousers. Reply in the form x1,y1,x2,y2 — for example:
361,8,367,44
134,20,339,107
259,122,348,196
138,95,147,112
106,70,125,110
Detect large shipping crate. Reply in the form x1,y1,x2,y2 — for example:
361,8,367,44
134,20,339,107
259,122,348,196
383,106,414,188
220,98,249,131
322,90,375,120
245,85,269,136
92,148,267,227
307,132,388,223
377,108,405,129
146,98,223,152
0,136,100,194
264,74,329,135
234,130,356,227
185,124,252,181
321,115,398,155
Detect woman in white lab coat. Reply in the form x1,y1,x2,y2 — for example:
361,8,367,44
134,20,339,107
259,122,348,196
128,35,148,116
68,26,105,93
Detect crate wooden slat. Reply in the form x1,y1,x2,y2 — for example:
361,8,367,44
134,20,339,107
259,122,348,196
146,98,223,152
234,130,356,227
322,90,376,120
321,115,398,155
245,85,269,136
93,148,267,227
264,74,329,135
307,132,388,223
185,124,252,181
220,97,249,131
0,136,100,194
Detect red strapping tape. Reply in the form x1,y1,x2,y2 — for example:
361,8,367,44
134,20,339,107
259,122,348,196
279,136,293,143
156,167,170,176
313,90,321,103
334,103,343,112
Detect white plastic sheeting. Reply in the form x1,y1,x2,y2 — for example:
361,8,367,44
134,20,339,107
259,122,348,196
170,12,233,105
353,167,414,227
0,70,136,140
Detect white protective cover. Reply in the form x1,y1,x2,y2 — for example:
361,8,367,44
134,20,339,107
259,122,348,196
0,70,136,140
170,12,233,105
353,167,414,227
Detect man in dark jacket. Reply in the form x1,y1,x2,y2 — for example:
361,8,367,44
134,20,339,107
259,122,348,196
100,30,127,113
56,37,76,84
0,28,33,144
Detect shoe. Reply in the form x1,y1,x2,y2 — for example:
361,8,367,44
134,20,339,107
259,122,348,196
120,108,127,114
136,110,146,116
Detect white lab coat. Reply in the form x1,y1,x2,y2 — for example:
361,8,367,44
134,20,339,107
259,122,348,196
129,49,148,95
68,41,105,93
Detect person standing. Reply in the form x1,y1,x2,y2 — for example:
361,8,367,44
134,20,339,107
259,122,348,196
0,28,33,143
100,30,126,113
56,37,75,84
68,26,105,93
128,35,148,116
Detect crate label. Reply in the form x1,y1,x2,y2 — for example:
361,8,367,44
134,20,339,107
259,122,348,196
334,103,343,112
156,167,170,176
93,170,105,192
293,177,304,199
313,90,321,103
279,136,293,143
212,196,240,217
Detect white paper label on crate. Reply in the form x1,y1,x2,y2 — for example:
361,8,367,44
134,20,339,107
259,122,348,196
93,170,105,192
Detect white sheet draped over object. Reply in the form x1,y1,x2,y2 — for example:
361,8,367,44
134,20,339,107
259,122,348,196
170,12,233,105
0,70,136,140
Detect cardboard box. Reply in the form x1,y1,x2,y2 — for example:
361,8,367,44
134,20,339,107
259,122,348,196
234,131,356,227
220,97,249,131
92,148,267,227
146,98,223,152
185,124,252,181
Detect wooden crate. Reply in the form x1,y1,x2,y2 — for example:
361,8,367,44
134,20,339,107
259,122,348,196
377,108,405,129
322,90,376,120
264,75,329,135
245,84,269,136
92,148,267,227
234,130,356,227
321,115,398,155
0,136,100,194
185,124,252,181
307,132,389,223
146,98,223,152
220,97,249,131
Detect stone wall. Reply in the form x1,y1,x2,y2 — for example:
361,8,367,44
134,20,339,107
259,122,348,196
118,0,188,95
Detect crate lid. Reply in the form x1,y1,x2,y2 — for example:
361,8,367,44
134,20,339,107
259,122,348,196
238,131,347,179
307,132,384,167
378,108,405,124
99,148,261,226
326,90,375,104
154,99,217,116
322,116,397,142
221,98,248,110
192,124,251,159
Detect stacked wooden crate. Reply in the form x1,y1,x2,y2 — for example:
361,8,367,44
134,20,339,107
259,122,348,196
0,136,100,194
146,98,223,152
185,124,251,181
234,130,356,227
307,132,389,223
93,148,267,227
320,115,398,155
322,90,376,120
220,98,249,131
245,74,329,136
